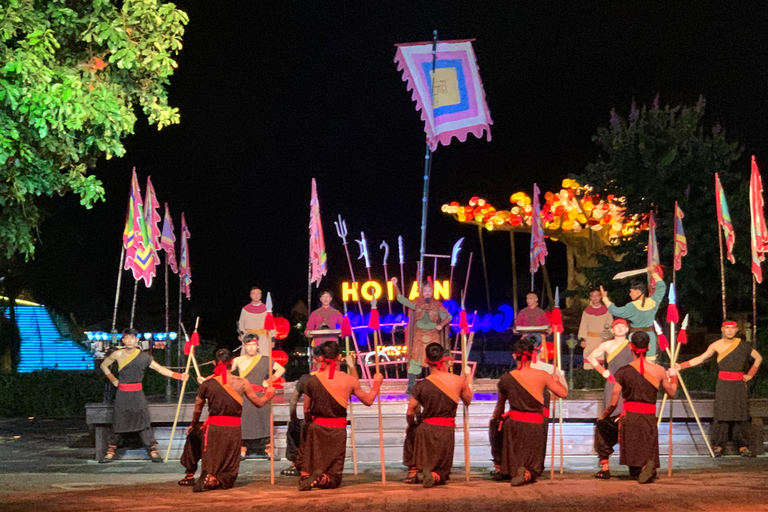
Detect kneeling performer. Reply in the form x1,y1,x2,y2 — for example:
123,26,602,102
299,341,383,490
492,337,568,486
403,343,473,487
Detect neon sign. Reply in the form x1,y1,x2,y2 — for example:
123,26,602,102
343,300,515,334
342,280,451,302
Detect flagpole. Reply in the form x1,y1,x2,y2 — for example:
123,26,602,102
129,280,138,329
417,29,438,286
111,246,125,335
717,209,727,321
177,273,183,395
307,258,313,373
753,276,757,350
477,225,491,311
165,253,172,402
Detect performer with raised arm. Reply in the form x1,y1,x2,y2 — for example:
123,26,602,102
675,320,763,457
578,289,613,369
237,286,275,356
601,332,677,484
600,269,665,361
298,341,384,490
402,343,473,487
391,277,452,395
231,333,285,460
587,318,634,479
184,348,276,492
99,328,188,463
491,337,568,486
305,290,344,347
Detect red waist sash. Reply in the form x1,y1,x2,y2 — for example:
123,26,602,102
423,417,456,427
314,417,347,428
499,410,545,429
207,416,241,427
623,401,656,414
543,407,550,417
718,371,744,381
118,383,142,392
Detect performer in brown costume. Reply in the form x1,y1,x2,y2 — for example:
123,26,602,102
601,331,677,484
298,341,383,491
492,337,568,486
183,348,275,492
402,343,473,487
676,320,762,457
588,318,634,478
392,277,452,395
99,328,187,463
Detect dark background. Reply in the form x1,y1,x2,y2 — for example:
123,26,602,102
22,1,768,342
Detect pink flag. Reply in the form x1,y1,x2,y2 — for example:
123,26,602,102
122,168,144,271
750,156,767,283
647,212,663,295
160,203,178,274
180,213,191,299
309,178,327,287
529,183,548,274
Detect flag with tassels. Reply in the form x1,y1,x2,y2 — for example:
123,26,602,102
131,176,161,288
179,213,191,299
715,173,736,264
530,183,548,274
673,202,687,271
749,156,767,283
160,203,178,274
309,178,328,287
646,212,663,295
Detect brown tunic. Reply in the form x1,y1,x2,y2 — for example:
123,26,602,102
498,371,547,479
196,376,247,489
300,375,348,488
714,339,752,422
238,355,271,440
113,351,153,433
402,378,459,482
614,365,660,469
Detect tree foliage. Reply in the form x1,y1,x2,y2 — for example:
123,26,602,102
0,0,187,259
577,96,747,324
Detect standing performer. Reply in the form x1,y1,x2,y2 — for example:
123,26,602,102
305,290,344,354
99,328,187,463
392,277,452,395
232,334,285,459
238,286,275,356
298,341,383,491
402,343,473,487
514,292,552,361
675,320,763,457
187,348,276,492
588,318,634,478
600,270,665,361
602,332,677,484
578,289,613,369
491,338,568,486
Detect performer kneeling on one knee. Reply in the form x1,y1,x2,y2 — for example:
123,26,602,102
402,342,472,487
100,328,188,463
491,337,568,486
298,341,383,491
183,348,276,492
675,320,762,457
600,332,677,484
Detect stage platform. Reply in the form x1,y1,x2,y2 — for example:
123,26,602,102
85,379,768,462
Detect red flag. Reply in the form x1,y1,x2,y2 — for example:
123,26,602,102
179,213,191,299
715,173,736,264
368,309,380,330
530,183,548,274
309,178,328,287
160,203,178,274
673,202,688,271
750,156,767,283
646,212,663,295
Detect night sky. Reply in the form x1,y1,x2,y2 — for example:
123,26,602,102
24,2,768,340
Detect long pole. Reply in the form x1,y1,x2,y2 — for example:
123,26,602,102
164,318,197,462
129,280,138,329
111,246,125,333
373,328,386,484
717,205,727,321
668,315,676,476
268,330,275,484
417,29,438,286
455,252,474,351
510,232,519,314
177,274,183,395
752,276,757,350
461,328,470,481
307,259,313,373
165,254,172,402
557,330,563,474
344,331,359,475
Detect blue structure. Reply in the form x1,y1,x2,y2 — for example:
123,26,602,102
4,305,94,372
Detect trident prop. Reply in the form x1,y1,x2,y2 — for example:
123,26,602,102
335,215,364,315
